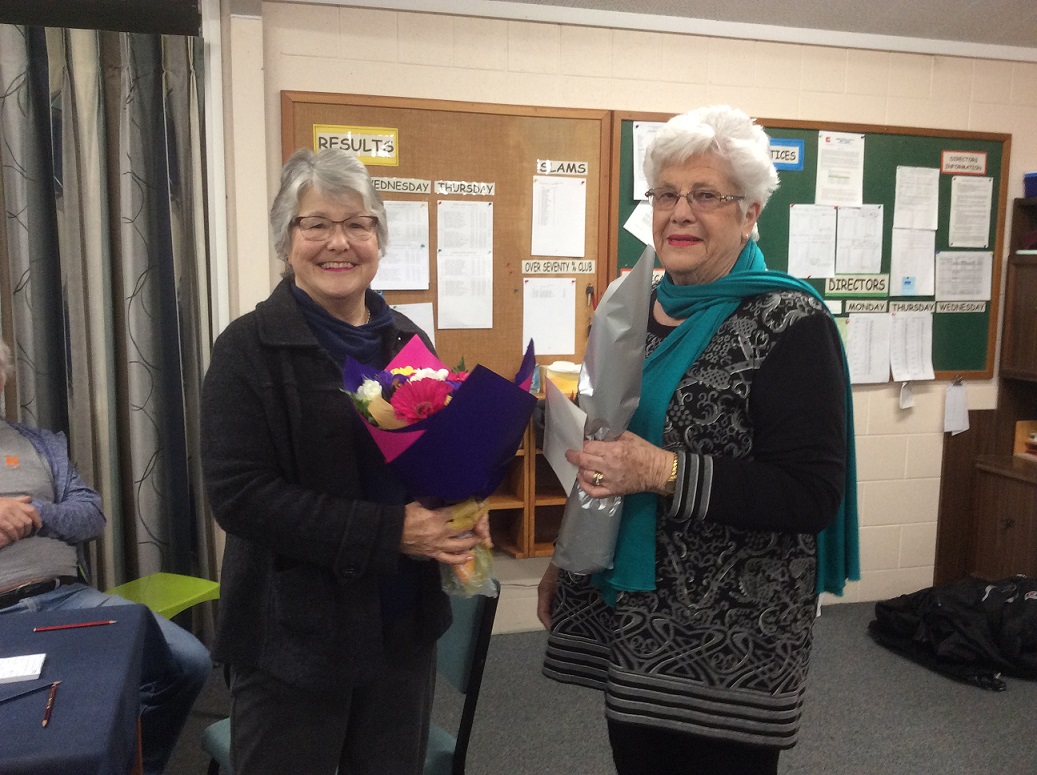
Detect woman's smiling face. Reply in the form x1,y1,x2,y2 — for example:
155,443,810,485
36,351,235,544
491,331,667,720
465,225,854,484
651,153,760,286
287,187,380,321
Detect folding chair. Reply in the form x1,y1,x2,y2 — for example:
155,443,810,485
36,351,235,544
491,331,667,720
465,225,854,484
200,579,500,775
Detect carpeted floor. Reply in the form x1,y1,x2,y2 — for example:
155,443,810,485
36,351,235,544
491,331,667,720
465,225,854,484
167,601,1037,774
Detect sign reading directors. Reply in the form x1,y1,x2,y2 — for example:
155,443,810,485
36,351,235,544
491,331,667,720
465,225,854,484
313,124,399,166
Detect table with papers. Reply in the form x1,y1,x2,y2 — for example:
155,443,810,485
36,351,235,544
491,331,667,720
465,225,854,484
0,604,154,775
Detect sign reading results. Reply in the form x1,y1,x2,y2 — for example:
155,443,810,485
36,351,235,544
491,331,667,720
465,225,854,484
313,124,399,166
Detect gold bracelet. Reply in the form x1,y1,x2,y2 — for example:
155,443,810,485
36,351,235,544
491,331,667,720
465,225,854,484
663,452,678,495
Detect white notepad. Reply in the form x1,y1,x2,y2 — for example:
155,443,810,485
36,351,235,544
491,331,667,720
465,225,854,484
0,654,46,684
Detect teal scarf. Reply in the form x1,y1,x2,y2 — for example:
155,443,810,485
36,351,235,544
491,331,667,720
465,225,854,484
596,240,860,602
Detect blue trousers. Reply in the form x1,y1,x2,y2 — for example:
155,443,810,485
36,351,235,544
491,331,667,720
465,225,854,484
0,583,212,775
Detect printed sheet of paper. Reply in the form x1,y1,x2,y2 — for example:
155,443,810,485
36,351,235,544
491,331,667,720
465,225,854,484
437,249,493,329
847,313,892,384
374,201,429,291
531,176,586,258
522,277,576,356
935,251,992,301
437,200,493,251
0,654,45,684
944,381,970,434
889,311,935,382
836,205,883,274
788,204,837,278
632,121,664,201
893,166,939,230
949,176,993,248
622,200,654,247
389,302,436,347
815,131,865,206
890,228,936,295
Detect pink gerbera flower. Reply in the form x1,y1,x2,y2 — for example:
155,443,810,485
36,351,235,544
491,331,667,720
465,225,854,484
390,378,453,423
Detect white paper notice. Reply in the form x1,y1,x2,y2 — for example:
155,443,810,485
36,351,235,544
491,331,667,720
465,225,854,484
788,204,837,278
374,201,430,291
949,176,993,248
543,376,586,495
815,131,865,206
438,200,493,251
889,311,935,382
890,228,936,296
935,251,992,301
622,200,654,247
531,176,587,257
522,277,576,356
893,166,939,231
836,205,884,274
389,302,436,347
944,381,970,434
437,249,493,329
632,121,665,201
847,313,892,384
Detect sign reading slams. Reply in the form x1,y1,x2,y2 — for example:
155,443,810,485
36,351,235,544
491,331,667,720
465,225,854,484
313,124,399,166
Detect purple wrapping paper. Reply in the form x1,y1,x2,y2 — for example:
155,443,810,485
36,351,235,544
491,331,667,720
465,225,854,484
345,339,537,507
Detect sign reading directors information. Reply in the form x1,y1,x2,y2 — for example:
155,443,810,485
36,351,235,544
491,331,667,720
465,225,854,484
313,124,399,166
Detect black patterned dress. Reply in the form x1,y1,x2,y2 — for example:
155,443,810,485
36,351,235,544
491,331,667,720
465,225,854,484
544,289,847,750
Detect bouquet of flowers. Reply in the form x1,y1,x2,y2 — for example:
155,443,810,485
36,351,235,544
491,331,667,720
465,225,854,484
344,335,537,595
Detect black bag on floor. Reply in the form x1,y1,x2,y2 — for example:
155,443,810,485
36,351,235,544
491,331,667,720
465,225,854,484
868,575,1037,691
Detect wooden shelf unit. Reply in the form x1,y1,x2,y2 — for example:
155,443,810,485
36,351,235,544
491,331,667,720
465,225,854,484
936,197,1037,582
486,422,567,559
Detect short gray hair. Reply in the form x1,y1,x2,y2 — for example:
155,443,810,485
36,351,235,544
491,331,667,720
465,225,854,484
270,148,389,270
644,105,779,213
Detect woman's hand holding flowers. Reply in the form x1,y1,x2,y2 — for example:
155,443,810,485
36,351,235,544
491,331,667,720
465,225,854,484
566,431,675,498
400,501,485,565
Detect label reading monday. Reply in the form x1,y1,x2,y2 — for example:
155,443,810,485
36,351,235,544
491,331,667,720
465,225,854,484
313,125,398,166
523,259,596,274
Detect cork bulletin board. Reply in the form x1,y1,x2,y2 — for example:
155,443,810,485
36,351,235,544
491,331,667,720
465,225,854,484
281,91,612,379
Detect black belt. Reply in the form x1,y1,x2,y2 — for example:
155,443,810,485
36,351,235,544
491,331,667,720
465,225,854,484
0,576,80,609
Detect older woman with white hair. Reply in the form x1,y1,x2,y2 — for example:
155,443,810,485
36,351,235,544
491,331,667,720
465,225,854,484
538,106,857,775
201,147,489,774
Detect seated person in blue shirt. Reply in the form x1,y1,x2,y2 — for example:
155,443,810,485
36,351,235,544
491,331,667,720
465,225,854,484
0,339,212,775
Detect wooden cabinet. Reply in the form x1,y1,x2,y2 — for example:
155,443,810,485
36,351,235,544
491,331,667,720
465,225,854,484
938,197,1037,581
971,457,1037,579
486,422,566,558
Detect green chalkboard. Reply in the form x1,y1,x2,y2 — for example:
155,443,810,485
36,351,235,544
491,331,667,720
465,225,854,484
610,113,1010,379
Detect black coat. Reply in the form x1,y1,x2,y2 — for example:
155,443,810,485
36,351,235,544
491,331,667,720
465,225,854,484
201,280,451,695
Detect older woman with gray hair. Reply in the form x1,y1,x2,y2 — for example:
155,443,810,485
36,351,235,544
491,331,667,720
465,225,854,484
201,148,488,774
538,106,857,775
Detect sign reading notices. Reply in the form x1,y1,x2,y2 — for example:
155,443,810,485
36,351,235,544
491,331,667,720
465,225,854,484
313,124,399,166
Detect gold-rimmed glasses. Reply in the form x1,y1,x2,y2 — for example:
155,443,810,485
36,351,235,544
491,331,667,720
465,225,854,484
645,188,746,212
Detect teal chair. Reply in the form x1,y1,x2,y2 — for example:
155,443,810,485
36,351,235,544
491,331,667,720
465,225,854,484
201,579,500,775
107,572,220,619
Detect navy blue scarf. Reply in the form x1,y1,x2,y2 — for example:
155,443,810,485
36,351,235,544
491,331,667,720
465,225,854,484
290,283,394,368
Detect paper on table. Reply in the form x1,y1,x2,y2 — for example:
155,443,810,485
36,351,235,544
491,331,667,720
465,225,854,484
543,376,585,496
0,654,45,684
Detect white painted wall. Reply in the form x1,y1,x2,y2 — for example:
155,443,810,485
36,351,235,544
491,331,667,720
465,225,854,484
219,1,1037,602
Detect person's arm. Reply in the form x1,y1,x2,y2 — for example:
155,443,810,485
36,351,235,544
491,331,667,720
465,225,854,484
668,310,847,534
18,426,105,544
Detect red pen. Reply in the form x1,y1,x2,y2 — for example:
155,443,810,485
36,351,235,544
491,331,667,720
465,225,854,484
33,619,117,633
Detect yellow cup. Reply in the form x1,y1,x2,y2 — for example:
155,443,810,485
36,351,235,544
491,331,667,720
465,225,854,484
544,361,580,399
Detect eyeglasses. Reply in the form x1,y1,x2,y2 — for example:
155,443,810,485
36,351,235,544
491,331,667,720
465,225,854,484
291,214,378,243
645,188,746,212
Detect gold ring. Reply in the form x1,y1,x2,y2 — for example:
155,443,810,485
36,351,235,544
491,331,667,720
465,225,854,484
592,471,604,487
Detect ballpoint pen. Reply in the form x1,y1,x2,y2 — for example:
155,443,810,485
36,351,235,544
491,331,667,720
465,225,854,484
42,681,59,727
33,619,117,633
